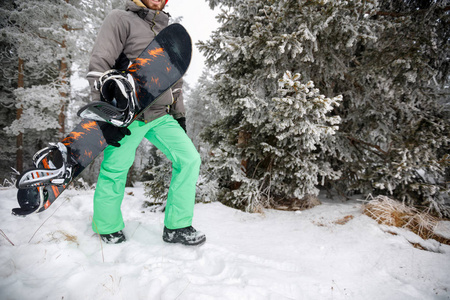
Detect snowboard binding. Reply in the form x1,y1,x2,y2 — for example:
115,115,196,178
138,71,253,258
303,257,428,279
13,187,49,216
16,142,75,189
14,142,76,215
78,70,140,127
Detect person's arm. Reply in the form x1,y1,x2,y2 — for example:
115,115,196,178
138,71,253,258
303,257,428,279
87,10,129,101
169,79,187,132
88,11,131,146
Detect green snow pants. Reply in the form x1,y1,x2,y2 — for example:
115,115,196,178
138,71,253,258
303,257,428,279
92,114,201,235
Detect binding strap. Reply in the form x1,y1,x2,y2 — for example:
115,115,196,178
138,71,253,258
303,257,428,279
16,143,74,189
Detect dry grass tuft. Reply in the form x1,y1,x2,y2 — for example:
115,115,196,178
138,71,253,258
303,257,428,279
333,215,354,225
312,215,354,227
50,230,79,245
363,195,450,246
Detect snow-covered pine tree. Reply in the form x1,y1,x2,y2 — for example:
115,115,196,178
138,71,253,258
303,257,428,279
323,0,450,215
0,0,122,181
198,0,350,211
199,0,449,215
186,70,218,149
184,70,221,203
1,0,83,175
144,146,172,205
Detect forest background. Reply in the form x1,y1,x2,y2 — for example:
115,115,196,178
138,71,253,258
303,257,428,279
0,0,449,217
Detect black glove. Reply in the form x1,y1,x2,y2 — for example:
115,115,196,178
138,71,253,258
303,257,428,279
99,122,131,147
176,117,187,133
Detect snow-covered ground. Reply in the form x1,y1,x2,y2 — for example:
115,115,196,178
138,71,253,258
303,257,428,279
0,184,449,300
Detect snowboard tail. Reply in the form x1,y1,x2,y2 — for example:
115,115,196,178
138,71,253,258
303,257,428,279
13,24,192,216
13,119,106,216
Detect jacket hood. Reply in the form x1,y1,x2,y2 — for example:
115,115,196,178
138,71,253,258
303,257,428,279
128,0,146,9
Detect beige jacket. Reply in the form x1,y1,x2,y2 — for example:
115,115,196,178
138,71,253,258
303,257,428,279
88,0,185,123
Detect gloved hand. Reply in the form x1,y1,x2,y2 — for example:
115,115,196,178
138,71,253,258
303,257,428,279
176,117,187,133
99,122,131,147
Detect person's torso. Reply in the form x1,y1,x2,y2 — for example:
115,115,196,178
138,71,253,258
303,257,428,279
115,7,174,122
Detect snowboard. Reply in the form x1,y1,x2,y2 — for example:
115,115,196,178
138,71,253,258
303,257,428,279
12,23,192,216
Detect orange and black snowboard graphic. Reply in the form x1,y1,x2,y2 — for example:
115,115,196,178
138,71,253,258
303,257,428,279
13,24,192,216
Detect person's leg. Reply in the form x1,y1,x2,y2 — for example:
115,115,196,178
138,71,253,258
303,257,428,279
144,115,201,230
92,121,150,234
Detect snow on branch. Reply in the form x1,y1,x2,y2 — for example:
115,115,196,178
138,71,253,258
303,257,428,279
4,84,62,136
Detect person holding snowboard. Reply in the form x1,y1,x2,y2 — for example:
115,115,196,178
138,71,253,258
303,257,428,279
87,0,205,245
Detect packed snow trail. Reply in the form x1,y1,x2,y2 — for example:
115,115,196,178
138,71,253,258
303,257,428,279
0,185,449,299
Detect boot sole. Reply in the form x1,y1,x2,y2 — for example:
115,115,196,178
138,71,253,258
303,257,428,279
163,236,206,246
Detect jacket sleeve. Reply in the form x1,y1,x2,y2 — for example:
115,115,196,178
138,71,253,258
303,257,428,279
169,79,186,119
87,10,129,101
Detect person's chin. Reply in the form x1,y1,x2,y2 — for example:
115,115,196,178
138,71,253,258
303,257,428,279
146,0,165,10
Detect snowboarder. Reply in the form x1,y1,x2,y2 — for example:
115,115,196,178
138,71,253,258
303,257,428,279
87,0,205,245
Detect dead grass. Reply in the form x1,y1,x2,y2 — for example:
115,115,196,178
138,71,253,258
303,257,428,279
363,195,450,246
312,215,355,227
50,230,79,245
334,215,354,225
0,229,14,246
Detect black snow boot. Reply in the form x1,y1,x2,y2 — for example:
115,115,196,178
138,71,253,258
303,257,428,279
100,230,126,244
162,226,206,246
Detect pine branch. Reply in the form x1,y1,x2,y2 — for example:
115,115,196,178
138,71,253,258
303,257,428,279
375,5,450,18
346,136,391,157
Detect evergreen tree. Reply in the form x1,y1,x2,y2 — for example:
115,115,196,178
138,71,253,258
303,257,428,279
199,0,350,211
199,0,449,214
185,70,221,203
326,0,450,215
0,0,122,181
144,147,172,204
186,69,217,149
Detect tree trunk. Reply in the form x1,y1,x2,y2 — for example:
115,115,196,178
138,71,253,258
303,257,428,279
230,130,251,190
59,46,68,137
16,57,24,173
58,2,70,137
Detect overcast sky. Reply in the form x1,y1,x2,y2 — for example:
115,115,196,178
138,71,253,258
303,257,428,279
165,0,219,86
